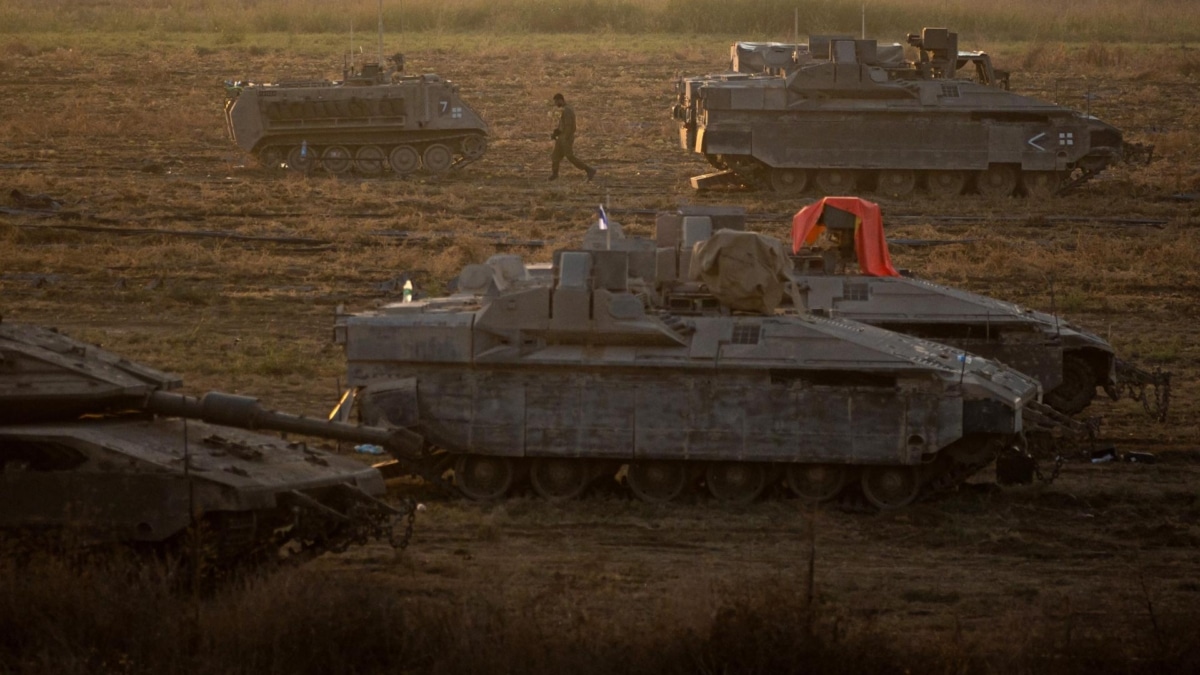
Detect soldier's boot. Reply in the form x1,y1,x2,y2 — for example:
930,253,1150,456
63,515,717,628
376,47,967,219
586,168,596,182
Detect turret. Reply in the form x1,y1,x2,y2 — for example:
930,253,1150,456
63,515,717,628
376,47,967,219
1,319,428,558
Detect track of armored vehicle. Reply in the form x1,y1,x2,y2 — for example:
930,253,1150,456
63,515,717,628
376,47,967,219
336,220,1056,510
0,321,422,563
673,28,1141,197
225,55,489,177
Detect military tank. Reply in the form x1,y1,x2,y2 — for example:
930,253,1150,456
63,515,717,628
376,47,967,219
334,222,1050,509
673,28,1137,196
0,321,423,563
225,53,489,176
653,198,1170,419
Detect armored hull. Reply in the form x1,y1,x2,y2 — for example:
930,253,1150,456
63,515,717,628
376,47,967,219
337,230,1043,509
225,59,488,176
0,321,419,561
673,28,1132,197
798,271,1114,413
656,199,1168,418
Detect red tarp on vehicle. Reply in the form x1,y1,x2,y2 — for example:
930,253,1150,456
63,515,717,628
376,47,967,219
791,196,900,277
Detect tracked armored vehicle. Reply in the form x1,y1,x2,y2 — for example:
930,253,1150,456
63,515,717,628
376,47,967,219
335,223,1047,509
653,198,1169,419
0,321,422,562
673,28,1135,196
225,54,489,176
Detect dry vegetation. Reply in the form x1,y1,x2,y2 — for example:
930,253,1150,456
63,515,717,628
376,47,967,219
2,1,1200,672
2,0,1199,41
4,482,1200,674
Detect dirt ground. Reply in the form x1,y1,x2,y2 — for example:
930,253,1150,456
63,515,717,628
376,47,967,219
1,33,1198,653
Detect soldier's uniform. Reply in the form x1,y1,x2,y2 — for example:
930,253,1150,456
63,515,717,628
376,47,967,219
551,99,595,181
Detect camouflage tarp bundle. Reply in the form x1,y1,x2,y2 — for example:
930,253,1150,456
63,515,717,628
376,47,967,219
689,229,791,314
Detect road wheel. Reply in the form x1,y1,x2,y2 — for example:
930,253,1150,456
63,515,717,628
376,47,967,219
785,463,848,502
877,169,917,198
705,462,767,504
422,143,453,174
354,145,386,177
977,165,1018,198
627,461,687,503
460,134,487,161
861,466,921,510
1022,171,1061,198
814,168,857,193
454,455,514,501
1044,354,1098,415
925,170,966,197
321,145,352,175
286,144,314,173
769,168,808,194
389,145,420,175
257,146,285,171
530,458,589,501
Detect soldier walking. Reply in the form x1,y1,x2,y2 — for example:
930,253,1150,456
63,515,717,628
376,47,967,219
549,93,596,181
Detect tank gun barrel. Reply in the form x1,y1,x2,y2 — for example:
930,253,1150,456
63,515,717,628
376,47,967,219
144,391,423,458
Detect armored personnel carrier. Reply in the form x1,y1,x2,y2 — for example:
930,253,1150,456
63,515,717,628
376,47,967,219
225,54,489,176
673,28,1135,196
653,198,1170,419
0,321,423,562
335,223,1047,509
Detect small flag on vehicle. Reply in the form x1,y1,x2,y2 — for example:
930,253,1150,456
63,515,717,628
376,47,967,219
598,205,609,231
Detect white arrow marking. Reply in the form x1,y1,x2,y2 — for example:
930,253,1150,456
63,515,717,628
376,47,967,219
1027,132,1047,151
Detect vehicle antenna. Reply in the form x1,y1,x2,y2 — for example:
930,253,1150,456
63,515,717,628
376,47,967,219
345,19,354,79
1048,276,1061,338
861,2,866,39
605,194,613,247
334,377,343,453
377,0,385,66
598,204,612,250
794,8,799,44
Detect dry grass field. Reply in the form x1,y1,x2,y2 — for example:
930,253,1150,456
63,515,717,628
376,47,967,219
2,2,1200,672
